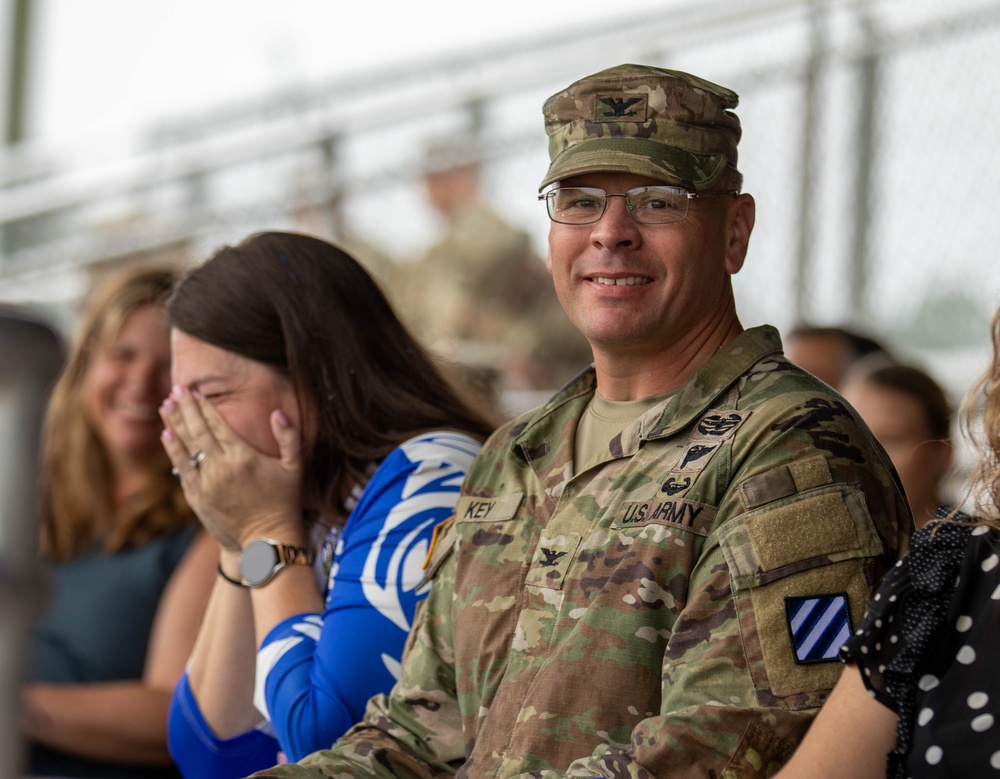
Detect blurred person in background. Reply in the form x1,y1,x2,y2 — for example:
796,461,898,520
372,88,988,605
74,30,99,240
23,265,217,778
396,136,591,400
160,232,497,779
775,305,1000,778
785,323,891,390
842,362,954,529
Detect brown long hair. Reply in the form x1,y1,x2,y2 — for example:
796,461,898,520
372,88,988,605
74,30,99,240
39,266,192,562
962,307,1000,525
167,231,498,524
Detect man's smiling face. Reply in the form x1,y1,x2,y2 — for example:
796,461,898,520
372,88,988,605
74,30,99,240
545,171,743,357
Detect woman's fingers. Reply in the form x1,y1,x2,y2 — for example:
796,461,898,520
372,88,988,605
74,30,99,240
159,405,191,476
158,387,229,486
191,387,245,448
168,385,220,455
158,385,305,551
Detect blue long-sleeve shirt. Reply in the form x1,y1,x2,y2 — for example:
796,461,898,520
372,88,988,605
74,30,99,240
168,431,482,779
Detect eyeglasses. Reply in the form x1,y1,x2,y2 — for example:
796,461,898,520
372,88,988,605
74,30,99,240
538,185,738,225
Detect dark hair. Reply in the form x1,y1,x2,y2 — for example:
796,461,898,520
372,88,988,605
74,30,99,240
786,324,888,363
167,231,497,522
855,363,952,442
716,164,744,194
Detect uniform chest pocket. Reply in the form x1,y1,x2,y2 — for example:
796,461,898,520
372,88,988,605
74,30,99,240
453,493,526,582
525,533,581,591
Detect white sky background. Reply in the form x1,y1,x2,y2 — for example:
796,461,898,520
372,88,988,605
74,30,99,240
28,0,667,146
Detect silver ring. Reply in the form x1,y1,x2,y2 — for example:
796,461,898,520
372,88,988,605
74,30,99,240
170,466,181,479
189,450,207,469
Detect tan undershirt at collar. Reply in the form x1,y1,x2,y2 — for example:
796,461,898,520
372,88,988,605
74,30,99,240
574,388,677,470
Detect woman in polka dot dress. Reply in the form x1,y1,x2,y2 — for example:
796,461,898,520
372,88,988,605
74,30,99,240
776,307,1000,779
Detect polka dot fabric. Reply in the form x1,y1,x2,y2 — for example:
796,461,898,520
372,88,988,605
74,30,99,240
842,510,1000,778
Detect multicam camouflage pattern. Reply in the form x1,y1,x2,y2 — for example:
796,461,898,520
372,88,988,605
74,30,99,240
251,326,910,779
540,64,743,191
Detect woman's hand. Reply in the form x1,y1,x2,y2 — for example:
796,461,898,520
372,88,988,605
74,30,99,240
159,385,305,552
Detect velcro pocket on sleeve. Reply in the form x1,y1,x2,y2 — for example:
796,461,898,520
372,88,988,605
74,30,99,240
717,483,882,702
720,484,883,590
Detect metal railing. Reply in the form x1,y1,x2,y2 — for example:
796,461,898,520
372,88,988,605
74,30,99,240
0,307,62,778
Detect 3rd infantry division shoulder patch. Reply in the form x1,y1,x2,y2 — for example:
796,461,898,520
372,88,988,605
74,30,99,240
784,593,852,664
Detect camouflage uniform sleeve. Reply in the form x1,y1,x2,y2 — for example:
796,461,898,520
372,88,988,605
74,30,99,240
248,521,465,779
549,402,904,778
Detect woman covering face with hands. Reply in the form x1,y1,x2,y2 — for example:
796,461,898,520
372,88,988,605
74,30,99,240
161,232,497,779
163,338,307,558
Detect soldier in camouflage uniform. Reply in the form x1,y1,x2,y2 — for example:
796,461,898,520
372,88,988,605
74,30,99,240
398,139,591,393
250,64,910,779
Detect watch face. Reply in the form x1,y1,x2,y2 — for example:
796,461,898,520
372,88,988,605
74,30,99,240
240,539,280,586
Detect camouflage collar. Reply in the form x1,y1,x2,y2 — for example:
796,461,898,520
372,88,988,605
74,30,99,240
643,325,784,441
512,325,783,461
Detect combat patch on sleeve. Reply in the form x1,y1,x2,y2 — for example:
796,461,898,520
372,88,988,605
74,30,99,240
784,593,852,664
423,516,453,571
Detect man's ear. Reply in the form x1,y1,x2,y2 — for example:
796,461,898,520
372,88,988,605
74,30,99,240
724,193,756,275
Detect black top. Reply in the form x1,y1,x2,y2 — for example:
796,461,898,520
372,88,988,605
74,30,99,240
842,510,1000,778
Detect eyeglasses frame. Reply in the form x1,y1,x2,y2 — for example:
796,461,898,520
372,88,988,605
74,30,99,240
538,185,739,225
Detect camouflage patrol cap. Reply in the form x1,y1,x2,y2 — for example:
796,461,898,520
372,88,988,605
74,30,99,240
540,64,741,192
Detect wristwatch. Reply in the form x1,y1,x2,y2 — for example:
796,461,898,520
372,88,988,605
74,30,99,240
238,538,313,587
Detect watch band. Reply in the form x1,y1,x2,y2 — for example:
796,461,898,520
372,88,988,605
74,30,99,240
239,538,314,587
274,543,312,568
217,563,245,587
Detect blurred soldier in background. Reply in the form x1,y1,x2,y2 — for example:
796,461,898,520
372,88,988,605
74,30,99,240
397,137,591,400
